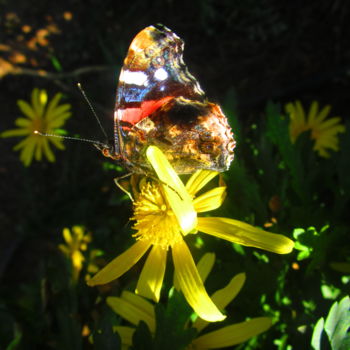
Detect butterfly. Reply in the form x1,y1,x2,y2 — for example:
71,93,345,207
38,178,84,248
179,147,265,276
99,24,235,174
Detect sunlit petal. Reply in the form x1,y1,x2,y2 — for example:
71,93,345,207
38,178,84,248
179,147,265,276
146,146,197,234
174,252,215,290
196,252,216,283
172,240,226,322
87,240,151,286
193,187,227,213
193,273,246,332
197,217,294,254
192,317,272,349
186,170,219,196
136,245,167,302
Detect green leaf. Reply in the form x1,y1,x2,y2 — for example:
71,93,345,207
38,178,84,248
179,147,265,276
131,321,153,350
311,297,350,350
94,310,121,350
311,317,324,350
265,101,308,201
324,296,350,350
152,290,197,350
51,55,63,72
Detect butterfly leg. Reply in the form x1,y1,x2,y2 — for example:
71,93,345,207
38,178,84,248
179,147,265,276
114,172,134,202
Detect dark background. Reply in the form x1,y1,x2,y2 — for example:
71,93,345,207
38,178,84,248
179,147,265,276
0,1,349,349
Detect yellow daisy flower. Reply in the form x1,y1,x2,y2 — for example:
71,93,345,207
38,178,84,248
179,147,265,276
285,100,346,158
1,88,71,166
88,146,294,322
59,226,91,282
107,253,272,349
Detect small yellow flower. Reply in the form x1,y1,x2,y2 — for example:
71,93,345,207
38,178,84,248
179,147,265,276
59,226,91,282
285,100,345,158
1,88,71,166
88,146,294,322
107,253,272,349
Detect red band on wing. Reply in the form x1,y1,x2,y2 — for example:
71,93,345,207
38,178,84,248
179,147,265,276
120,96,173,127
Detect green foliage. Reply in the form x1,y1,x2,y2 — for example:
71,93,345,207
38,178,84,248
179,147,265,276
311,297,350,350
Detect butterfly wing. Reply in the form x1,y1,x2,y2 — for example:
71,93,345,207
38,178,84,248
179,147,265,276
111,25,235,174
114,25,205,133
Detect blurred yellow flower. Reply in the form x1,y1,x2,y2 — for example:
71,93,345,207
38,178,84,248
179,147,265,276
88,146,294,322
1,88,71,166
285,100,345,158
107,253,272,349
59,226,91,282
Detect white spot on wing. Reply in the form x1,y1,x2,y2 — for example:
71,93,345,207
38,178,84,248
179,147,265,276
115,109,124,121
119,70,148,86
154,68,168,81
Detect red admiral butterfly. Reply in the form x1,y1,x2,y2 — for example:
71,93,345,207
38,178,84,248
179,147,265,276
99,24,235,174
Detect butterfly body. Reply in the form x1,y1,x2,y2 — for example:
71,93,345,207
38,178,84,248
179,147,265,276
103,24,235,174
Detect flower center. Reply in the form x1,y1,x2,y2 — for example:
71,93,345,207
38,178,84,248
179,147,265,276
31,117,47,134
132,181,183,249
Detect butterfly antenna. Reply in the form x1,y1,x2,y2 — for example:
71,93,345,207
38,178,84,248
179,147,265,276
34,130,107,148
77,82,109,140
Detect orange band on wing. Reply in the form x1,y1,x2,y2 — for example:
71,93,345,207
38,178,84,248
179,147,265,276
121,96,173,126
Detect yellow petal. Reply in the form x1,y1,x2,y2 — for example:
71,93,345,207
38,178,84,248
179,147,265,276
146,146,197,234
192,317,272,348
49,137,65,150
46,104,71,121
34,138,43,161
31,88,44,116
49,112,72,128
14,117,31,127
295,100,306,124
42,137,55,162
307,101,319,125
17,99,36,119
1,128,30,137
193,187,226,213
172,240,226,322
193,273,246,332
19,137,36,166
13,136,31,151
136,245,167,302
107,292,155,332
312,104,331,124
197,217,294,254
211,273,246,309
45,92,63,118
114,326,135,347
174,252,215,290
316,117,343,131
196,252,216,283
185,170,219,196
87,240,151,286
